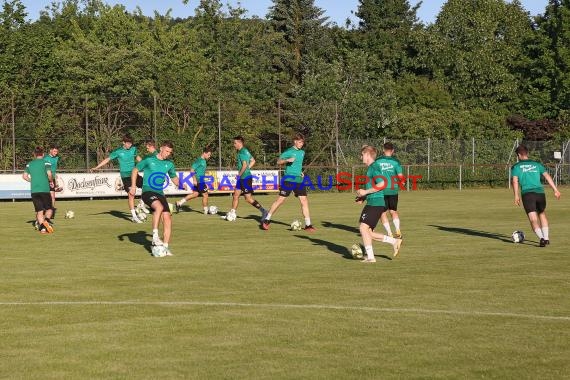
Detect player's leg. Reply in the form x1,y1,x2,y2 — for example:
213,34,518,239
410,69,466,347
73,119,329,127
366,206,401,257
36,193,54,233
49,187,56,219
359,206,378,262
536,193,549,245
176,190,199,213
161,210,173,255
201,188,209,214
123,176,142,223
298,195,315,232
261,194,287,230
390,210,401,237
522,193,545,246
142,192,164,246
380,211,392,237
241,177,267,219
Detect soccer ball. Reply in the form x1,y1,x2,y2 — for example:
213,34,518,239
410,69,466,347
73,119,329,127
290,220,302,231
224,211,237,222
137,211,148,221
151,245,167,257
511,230,525,243
350,243,364,259
65,210,75,219
208,205,218,215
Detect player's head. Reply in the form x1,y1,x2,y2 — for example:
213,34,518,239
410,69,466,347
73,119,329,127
233,136,244,150
383,142,394,156
159,141,174,159
202,146,213,160
293,133,305,149
34,146,44,158
122,135,134,148
48,144,59,156
361,145,378,165
145,139,156,152
515,145,529,159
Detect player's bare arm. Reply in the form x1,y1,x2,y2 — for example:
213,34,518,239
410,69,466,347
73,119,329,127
91,157,111,172
542,173,561,200
129,168,139,196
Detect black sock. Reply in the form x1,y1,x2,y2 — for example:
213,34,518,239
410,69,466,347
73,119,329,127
252,200,262,210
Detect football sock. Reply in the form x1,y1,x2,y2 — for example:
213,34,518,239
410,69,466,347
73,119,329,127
203,207,208,214
179,199,187,205
364,245,374,260
152,229,159,237
382,235,396,244
542,227,549,240
534,228,544,239
230,209,236,215
130,209,137,218
266,213,272,221
252,200,262,209
163,243,169,248
305,218,311,226
393,218,401,231
383,222,392,236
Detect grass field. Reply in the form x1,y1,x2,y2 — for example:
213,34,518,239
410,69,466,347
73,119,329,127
1,189,569,379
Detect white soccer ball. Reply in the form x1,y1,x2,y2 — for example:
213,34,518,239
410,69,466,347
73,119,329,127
225,211,236,222
511,230,525,243
290,220,302,231
65,210,75,219
350,243,364,259
151,245,167,257
137,211,148,221
208,205,218,215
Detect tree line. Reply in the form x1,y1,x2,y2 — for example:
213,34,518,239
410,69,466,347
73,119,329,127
0,0,569,170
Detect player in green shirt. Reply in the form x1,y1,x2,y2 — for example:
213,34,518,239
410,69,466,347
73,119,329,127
91,135,143,223
131,141,181,256
224,136,267,222
22,147,55,234
511,145,561,247
376,142,404,238
175,146,213,214
355,145,402,262
44,144,61,218
262,133,315,231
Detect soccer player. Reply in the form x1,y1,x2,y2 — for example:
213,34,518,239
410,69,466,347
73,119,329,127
261,133,315,231
130,141,181,256
356,145,402,263
376,142,404,238
511,145,561,247
225,136,267,221
142,139,158,159
175,146,212,214
44,144,61,219
22,147,54,234
91,135,143,223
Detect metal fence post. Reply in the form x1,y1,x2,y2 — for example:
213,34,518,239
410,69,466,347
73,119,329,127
459,164,462,191
11,94,15,173
218,100,222,170
277,100,282,155
472,137,475,173
85,95,89,170
406,165,410,192
351,165,355,193
153,94,157,141
427,138,431,182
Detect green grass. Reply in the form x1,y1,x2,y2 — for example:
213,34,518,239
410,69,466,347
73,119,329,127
0,189,569,379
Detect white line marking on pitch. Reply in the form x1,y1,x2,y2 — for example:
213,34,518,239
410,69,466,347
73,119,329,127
0,301,568,321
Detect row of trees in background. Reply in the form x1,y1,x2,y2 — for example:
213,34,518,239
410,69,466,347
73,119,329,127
0,0,569,170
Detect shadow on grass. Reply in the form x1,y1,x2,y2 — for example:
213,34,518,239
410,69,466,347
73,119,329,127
429,225,537,245
321,220,360,234
293,235,391,261
93,210,132,221
118,230,153,253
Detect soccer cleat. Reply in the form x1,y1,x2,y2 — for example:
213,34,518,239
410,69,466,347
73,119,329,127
165,248,173,256
33,221,40,230
545,240,550,245
261,208,269,221
131,216,144,224
393,238,403,257
362,257,376,263
539,238,546,247
40,229,49,234
261,219,270,230
304,225,316,232
175,202,182,214
152,236,164,246
394,231,403,239
42,221,54,233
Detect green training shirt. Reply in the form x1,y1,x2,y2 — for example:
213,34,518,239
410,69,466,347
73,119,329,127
25,158,51,194
376,156,403,195
44,154,59,177
280,146,305,183
142,150,158,160
136,156,177,195
109,146,138,178
511,159,546,194
191,157,207,182
237,147,253,178
365,161,386,207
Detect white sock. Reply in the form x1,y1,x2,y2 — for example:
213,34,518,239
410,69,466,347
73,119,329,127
383,222,392,235
393,218,401,231
152,229,159,237
230,209,236,214
131,209,137,217
163,243,169,248
382,235,396,244
305,218,311,226
179,199,187,205
364,245,374,260
266,213,272,221
534,228,544,239
542,227,549,240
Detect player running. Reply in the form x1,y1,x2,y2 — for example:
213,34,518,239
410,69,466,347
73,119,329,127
175,146,212,215
44,144,61,219
23,147,55,234
376,142,404,238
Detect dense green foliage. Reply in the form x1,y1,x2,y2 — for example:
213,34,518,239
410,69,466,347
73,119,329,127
0,0,569,169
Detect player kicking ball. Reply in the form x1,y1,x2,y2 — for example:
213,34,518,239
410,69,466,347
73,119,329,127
130,141,181,256
23,147,55,234
356,145,402,263
175,146,212,215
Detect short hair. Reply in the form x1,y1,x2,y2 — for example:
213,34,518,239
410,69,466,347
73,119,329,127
233,136,244,143
293,133,305,142
161,140,174,149
122,135,134,143
361,145,378,159
383,142,394,151
145,139,156,147
34,146,44,156
49,144,59,150
515,145,528,156
203,146,213,154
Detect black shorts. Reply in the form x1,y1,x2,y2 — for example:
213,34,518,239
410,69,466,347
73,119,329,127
384,194,399,211
142,191,169,213
122,175,143,192
195,182,209,195
359,205,386,230
522,192,546,214
279,181,307,197
31,192,53,212
236,177,254,195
